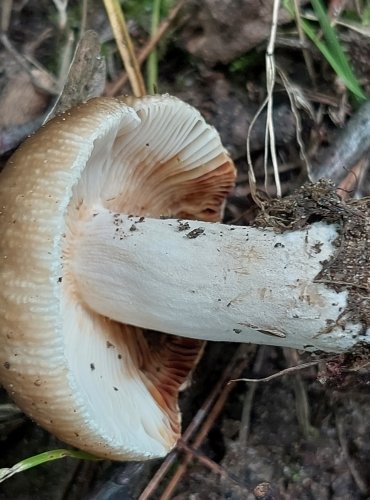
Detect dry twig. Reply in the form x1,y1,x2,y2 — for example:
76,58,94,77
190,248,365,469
238,346,267,447
230,360,321,384
336,158,369,200
106,0,186,97
138,345,254,499
177,440,249,492
265,0,281,197
246,96,268,207
278,67,313,179
1,0,13,33
246,0,282,201
103,0,146,97
284,349,313,439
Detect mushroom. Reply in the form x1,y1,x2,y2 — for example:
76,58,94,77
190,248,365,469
0,95,235,460
1,94,369,461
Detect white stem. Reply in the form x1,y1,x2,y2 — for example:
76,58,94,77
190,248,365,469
71,210,367,352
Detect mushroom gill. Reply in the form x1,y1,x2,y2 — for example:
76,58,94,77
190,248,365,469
62,95,235,458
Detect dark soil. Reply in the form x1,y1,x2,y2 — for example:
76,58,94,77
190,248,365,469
1,1,370,499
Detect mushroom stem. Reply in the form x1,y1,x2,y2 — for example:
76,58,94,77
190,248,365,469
71,209,368,353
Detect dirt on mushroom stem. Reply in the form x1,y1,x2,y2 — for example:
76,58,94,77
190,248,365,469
255,180,370,334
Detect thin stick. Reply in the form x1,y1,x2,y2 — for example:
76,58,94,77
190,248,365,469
159,382,234,500
284,349,312,439
177,440,249,492
230,360,321,384
159,347,253,500
102,0,146,97
80,0,88,36
246,96,268,207
1,0,13,33
336,158,369,200
147,0,161,94
106,0,186,97
265,0,281,197
277,66,313,180
238,346,266,447
138,345,254,500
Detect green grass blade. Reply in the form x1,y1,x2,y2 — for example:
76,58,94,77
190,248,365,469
284,0,366,101
147,0,162,94
0,449,100,483
310,0,366,101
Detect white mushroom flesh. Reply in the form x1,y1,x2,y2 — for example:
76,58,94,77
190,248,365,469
71,212,367,353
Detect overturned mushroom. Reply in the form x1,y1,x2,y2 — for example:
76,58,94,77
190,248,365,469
0,95,235,460
1,94,370,462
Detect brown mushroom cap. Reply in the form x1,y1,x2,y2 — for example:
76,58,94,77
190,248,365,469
0,95,235,460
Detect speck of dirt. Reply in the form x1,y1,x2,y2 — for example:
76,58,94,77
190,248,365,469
129,224,137,231
186,227,205,239
3,361,10,369
106,341,114,348
258,328,286,338
233,329,242,334
177,220,190,231
90,363,95,371
254,482,274,499
312,242,323,253
113,387,119,391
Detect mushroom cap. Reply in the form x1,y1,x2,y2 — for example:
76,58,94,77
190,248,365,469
0,95,235,460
